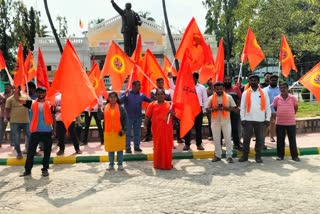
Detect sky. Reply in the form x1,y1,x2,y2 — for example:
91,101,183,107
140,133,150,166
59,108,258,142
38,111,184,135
23,0,208,37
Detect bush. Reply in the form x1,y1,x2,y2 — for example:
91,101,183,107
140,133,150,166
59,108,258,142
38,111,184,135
301,87,310,102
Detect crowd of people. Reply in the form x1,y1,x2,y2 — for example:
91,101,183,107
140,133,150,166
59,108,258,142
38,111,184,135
0,71,301,176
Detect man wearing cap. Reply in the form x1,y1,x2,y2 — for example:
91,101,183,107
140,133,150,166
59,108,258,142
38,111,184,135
263,74,280,145
111,0,142,56
239,74,271,163
20,87,54,177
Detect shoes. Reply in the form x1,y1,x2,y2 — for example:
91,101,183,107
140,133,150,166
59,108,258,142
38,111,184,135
16,154,23,159
134,148,142,152
276,156,284,161
118,165,124,170
177,139,184,144
207,137,213,141
238,156,248,162
197,145,205,150
56,150,64,156
252,138,256,141
270,137,275,142
226,157,234,163
0,144,2,148
76,150,82,154
255,157,263,163
142,137,151,142
233,145,243,151
211,156,221,162
126,149,132,154
22,150,27,154
107,165,115,171
292,157,300,162
183,145,190,151
41,170,49,177
20,171,31,177
80,142,88,146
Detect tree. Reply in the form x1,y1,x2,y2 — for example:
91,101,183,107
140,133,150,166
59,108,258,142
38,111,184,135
203,0,238,61
56,15,68,37
138,11,155,22
89,18,105,27
162,0,179,70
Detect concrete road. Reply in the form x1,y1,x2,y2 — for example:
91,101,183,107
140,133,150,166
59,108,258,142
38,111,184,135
1,156,320,214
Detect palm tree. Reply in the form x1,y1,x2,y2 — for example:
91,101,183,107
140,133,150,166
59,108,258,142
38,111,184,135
138,11,155,22
162,0,179,70
43,0,63,54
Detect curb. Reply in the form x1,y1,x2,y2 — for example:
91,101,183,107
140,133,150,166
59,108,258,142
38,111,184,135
1,147,319,166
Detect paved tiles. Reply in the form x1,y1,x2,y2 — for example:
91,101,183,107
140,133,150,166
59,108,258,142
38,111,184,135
1,156,320,213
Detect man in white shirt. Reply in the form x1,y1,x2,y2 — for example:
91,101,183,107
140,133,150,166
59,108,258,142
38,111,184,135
239,74,271,163
183,72,208,151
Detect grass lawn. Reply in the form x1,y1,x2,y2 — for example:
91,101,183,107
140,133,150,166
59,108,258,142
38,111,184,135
296,102,320,118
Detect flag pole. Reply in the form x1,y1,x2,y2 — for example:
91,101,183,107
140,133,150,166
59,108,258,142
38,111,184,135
136,66,157,88
168,58,175,74
278,61,281,85
237,62,243,85
126,67,134,90
4,67,14,85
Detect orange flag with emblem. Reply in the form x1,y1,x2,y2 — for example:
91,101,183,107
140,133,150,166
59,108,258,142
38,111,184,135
163,55,177,76
199,44,215,84
175,18,211,72
49,40,98,130
0,51,6,70
241,28,265,71
88,62,108,98
13,42,26,88
36,48,49,89
101,41,134,92
173,49,201,137
298,62,320,103
24,51,36,82
280,35,298,77
141,49,168,95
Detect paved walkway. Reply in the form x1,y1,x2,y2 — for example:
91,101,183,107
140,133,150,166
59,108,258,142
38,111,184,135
1,156,320,213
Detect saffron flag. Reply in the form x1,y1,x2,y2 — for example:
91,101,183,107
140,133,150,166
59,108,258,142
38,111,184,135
141,49,168,95
175,18,211,71
36,48,50,89
173,49,201,137
101,41,134,92
298,62,320,103
0,51,6,70
13,42,26,87
280,34,298,77
24,51,36,82
163,55,177,76
241,28,265,71
88,62,108,98
199,44,215,84
50,39,98,130
131,34,143,66
215,38,225,82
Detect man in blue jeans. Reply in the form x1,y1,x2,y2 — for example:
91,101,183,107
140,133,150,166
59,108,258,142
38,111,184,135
5,86,30,159
120,80,151,153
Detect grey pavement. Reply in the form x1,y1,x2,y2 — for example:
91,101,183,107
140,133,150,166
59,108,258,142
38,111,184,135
1,156,320,214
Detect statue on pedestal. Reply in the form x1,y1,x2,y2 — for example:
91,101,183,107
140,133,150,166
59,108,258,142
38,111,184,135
111,0,142,56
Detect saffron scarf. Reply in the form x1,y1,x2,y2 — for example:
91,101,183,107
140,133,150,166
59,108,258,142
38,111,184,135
30,100,53,132
104,103,121,133
211,92,228,118
246,87,266,113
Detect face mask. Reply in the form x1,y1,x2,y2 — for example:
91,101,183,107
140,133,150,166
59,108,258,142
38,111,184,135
224,82,232,89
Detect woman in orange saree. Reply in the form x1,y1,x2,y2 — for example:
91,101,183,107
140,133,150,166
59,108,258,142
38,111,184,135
144,89,174,170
